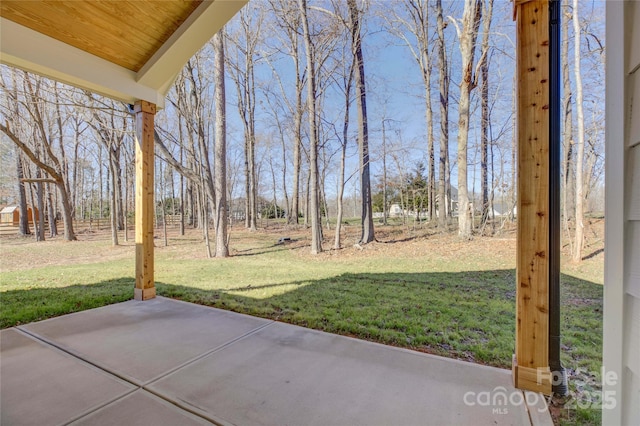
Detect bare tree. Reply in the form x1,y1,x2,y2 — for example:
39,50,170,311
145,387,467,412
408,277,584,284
384,0,436,223
561,0,574,249
449,0,482,240
479,0,494,226
572,0,585,261
268,0,305,225
1,72,77,241
333,63,352,248
213,31,229,257
226,7,263,230
435,0,449,229
299,0,323,254
15,151,31,235
86,96,129,246
347,0,374,244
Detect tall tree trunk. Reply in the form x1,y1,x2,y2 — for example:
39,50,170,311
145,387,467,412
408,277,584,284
561,0,574,243
16,153,31,235
35,169,45,241
248,132,258,231
278,119,290,220
227,11,260,231
382,118,388,226
201,190,212,258
299,0,322,253
2,122,77,240
417,2,435,224
213,32,229,257
436,0,449,229
124,152,130,242
480,0,494,226
348,0,374,244
46,184,57,237
572,0,585,262
452,0,482,240
56,180,75,241
511,73,517,221
114,147,125,231
108,155,119,246
426,82,435,223
334,60,353,249
72,126,81,220
291,36,303,225
98,145,104,223
178,128,186,236
28,182,39,237
334,140,347,249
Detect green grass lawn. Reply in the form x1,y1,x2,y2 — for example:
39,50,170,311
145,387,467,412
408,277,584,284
0,223,604,425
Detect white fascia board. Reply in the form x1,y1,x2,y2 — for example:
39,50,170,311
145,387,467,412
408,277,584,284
0,18,164,108
603,1,625,425
136,0,248,96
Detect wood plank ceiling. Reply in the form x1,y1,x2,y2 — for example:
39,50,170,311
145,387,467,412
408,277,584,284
0,1,202,72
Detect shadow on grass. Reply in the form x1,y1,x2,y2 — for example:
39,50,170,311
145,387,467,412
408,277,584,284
159,271,601,369
1,270,602,372
582,247,604,261
0,277,133,329
232,244,291,257
378,235,420,244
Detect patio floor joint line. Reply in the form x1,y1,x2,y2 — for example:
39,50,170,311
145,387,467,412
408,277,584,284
9,328,140,426
143,320,275,386
15,325,144,386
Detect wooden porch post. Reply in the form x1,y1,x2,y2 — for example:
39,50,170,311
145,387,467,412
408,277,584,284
134,100,157,301
513,0,552,395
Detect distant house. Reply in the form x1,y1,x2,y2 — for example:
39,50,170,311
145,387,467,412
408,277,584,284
491,202,517,218
389,204,403,217
435,187,459,217
0,205,38,225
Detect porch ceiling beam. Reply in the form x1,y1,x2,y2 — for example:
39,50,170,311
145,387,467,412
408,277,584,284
513,0,552,395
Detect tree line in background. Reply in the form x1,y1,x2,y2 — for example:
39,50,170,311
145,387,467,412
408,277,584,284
0,0,605,261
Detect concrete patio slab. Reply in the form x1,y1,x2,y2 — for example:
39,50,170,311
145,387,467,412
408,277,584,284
3,298,553,425
70,389,212,426
149,320,538,426
0,328,135,426
20,297,271,384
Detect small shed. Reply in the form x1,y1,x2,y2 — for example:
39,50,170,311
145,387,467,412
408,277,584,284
0,205,38,225
0,206,19,225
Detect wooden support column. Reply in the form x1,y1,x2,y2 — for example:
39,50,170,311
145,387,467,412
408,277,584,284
513,0,552,395
134,100,156,301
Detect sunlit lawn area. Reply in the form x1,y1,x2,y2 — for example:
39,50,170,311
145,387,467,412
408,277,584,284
0,219,604,425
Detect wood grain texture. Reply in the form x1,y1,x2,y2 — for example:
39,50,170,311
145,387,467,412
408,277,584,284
135,101,156,300
514,0,551,395
0,1,202,71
